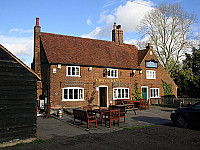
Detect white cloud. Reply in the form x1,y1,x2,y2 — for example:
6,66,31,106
115,0,153,32
82,27,102,38
124,38,138,45
83,0,153,39
0,35,33,67
9,28,32,33
86,18,93,26
98,10,109,23
0,35,33,56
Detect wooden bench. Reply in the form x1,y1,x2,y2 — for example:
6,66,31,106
73,109,97,128
109,105,126,123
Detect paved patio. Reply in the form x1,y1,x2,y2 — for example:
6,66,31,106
37,106,175,139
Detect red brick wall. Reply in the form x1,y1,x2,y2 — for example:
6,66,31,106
48,65,141,108
44,49,177,109
140,48,177,99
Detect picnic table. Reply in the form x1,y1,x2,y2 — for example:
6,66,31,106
88,109,108,126
114,104,138,115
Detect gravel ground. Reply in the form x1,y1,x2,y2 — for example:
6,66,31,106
4,125,200,150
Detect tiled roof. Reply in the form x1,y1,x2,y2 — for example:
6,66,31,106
40,32,141,69
138,49,149,65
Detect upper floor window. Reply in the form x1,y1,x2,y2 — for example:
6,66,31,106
67,66,80,77
62,87,84,101
150,88,159,98
146,70,156,79
107,68,118,78
113,88,129,100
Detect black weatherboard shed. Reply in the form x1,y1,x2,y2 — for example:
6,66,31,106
0,44,40,145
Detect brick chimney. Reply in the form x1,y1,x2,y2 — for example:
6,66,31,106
33,17,41,77
112,22,123,45
33,17,43,102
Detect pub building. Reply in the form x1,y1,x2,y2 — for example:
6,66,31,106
32,18,177,113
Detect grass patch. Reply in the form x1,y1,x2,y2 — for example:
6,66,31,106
123,124,159,130
32,139,51,144
1,139,52,149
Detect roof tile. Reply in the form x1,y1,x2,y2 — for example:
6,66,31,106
40,32,141,69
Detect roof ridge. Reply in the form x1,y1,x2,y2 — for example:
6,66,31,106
0,44,41,80
41,32,137,47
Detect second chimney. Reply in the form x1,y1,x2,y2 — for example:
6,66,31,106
112,22,123,45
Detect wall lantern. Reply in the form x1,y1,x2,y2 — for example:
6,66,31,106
130,70,136,77
57,64,61,69
88,67,92,71
139,70,142,74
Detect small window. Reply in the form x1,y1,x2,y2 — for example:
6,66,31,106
63,87,84,101
146,70,156,79
113,88,129,100
150,88,159,98
67,66,80,77
107,68,118,78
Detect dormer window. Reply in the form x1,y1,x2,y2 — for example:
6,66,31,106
107,68,118,78
67,66,80,77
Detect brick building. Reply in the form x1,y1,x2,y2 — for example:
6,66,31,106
32,18,177,111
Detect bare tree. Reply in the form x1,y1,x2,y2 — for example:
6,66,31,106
138,3,196,74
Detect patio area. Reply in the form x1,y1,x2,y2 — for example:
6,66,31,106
51,106,174,134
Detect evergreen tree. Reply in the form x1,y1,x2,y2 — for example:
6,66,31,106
132,80,142,100
172,46,200,97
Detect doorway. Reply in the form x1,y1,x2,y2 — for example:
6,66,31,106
99,86,108,107
141,86,148,101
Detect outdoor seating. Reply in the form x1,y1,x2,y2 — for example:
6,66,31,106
83,105,92,111
73,109,97,128
104,109,120,128
146,99,149,110
109,105,126,123
140,99,147,110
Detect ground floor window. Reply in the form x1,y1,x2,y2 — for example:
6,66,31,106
150,88,159,98
62,87,84,101
113,88,129,100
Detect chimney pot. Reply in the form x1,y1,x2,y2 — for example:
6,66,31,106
112,22,123,45
117,25,121,29
36,17,39,26
113,22,117,29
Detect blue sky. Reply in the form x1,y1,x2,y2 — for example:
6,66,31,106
0,0,200,67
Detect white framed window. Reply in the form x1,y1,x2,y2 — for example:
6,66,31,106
62,87,84,101
66,66,80,77
107,68,118,78
113,88,129,100
146,70,156,79
150,88,159,98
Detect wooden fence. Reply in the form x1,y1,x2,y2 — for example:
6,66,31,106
150,97,200,108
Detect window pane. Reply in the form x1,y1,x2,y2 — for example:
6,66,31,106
150,71,152,78
150,89,153,97
125,89,128,98
111,70,114,76
114,89,117,98
122,89,125,98
108,69,110,76
76,67,79,76
79,89,83,99
64,89,68,99
156,89,158,97
69,89,73,99
74,89,78,99
118,89,121,98
68,67,71,75
114,70,117,77
72,67,75,75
